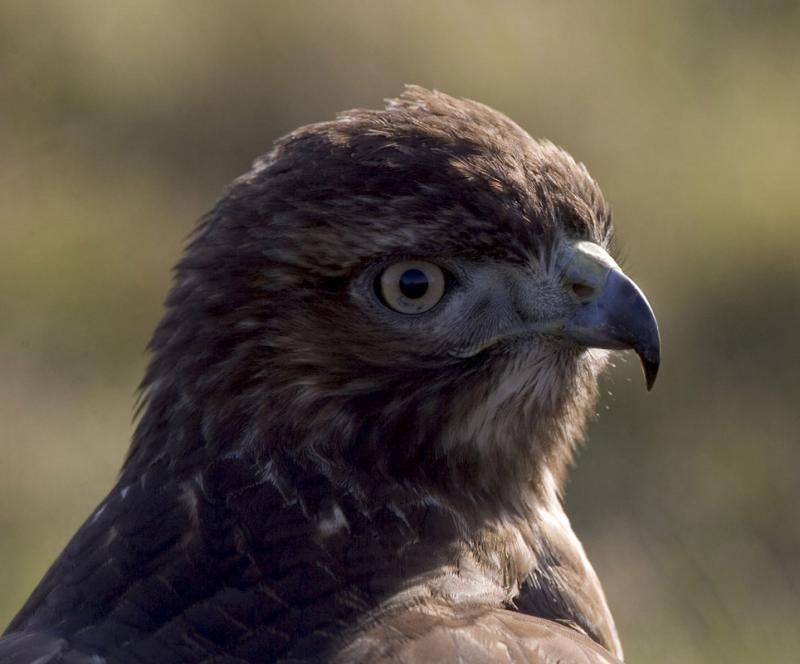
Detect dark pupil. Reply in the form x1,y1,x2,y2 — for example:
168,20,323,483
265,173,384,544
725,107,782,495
398,268,429,299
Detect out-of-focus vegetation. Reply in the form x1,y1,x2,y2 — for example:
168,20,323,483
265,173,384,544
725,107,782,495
1,2,798,661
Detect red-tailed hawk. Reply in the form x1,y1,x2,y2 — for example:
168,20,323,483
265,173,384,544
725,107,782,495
1,87,659,663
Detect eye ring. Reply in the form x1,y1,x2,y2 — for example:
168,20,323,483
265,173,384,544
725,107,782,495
377,260,446,314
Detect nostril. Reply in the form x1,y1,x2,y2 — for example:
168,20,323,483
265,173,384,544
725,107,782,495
571,282,595,299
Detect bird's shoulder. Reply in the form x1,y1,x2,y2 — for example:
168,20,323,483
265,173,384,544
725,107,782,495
337,603,622,664
1,453,450,662
1,455,369,661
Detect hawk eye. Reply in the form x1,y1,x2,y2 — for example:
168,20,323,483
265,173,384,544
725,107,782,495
377,260,446,314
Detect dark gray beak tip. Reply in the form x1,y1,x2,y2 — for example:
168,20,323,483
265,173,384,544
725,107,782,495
602,268,661,392
620,270,660,391
642,353,660,391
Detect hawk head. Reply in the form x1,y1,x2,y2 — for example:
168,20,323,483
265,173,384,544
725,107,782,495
3,87,661,664
128,86,659,515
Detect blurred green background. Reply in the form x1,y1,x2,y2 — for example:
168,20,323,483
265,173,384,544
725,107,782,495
1,2,798,661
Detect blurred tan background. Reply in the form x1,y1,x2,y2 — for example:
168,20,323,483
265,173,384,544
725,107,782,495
1,2,798,662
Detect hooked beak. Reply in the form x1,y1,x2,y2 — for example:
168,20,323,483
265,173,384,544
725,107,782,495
557,241,661,390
